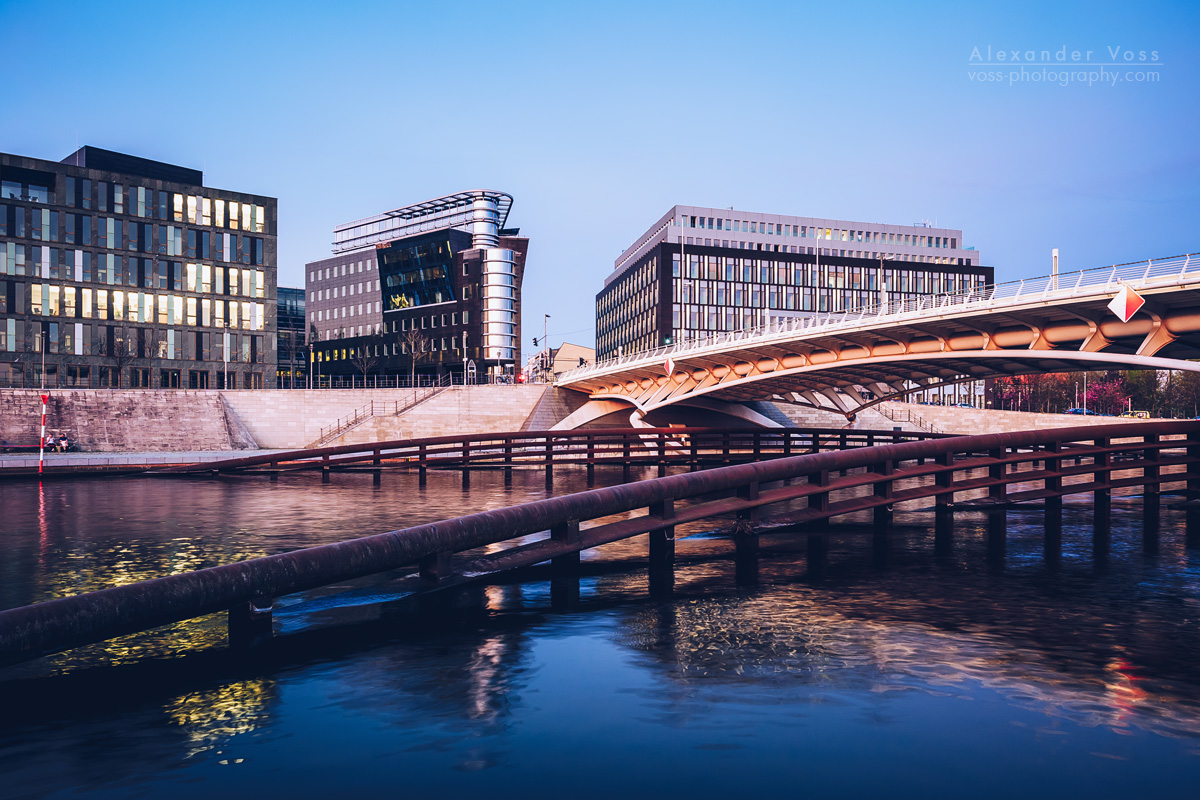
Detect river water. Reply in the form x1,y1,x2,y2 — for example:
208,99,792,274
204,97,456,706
2,466,1199,799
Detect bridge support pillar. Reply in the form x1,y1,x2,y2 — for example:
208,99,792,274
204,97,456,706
321,467,330,484
649,499,675,571
462,468,471,489
228,597,273,649
373,469,381,487
551,519,581,574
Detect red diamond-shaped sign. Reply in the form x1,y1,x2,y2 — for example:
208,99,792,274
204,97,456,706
1107,284,1145,323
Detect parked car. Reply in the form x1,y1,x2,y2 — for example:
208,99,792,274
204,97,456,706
1118,410,1151,419
1064,408,1101,416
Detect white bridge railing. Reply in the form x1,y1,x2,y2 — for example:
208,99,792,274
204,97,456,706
560,252,1200,384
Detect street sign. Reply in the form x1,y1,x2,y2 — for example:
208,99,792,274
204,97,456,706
1107,284,1146,323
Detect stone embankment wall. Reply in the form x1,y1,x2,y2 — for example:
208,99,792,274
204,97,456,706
878,401,1175,435
0,386,551,452
0,389,250,452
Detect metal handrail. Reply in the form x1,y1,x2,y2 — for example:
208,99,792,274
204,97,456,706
561,252,1200,383
311,376,452,446
3,420,1197,666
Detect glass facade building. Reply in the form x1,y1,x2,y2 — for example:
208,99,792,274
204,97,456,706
305,191,526,382
276,287,306,388
0,146,278,389
597,205,992,360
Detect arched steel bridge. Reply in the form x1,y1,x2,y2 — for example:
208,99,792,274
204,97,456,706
557,253,1200,422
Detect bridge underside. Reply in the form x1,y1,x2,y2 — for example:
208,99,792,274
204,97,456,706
562,290,1200,420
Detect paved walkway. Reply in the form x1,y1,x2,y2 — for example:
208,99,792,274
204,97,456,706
0,449,292,475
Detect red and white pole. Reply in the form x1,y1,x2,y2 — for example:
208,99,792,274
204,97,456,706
39,393,47,475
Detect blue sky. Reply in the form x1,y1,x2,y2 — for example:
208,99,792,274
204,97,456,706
2,0,1197,353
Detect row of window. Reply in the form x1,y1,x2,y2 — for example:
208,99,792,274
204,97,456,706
311,279,380,303
668,254,986,292
0,318,264,362
316,334,468,363
0,252,265,297
679,215,959,249
1,284,266,330
596,256,659,356
309,257,376,283
0,361,265,389
683,238,969,264
1,211,266,264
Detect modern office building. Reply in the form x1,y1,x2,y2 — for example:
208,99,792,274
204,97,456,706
306,190,527,382
597,205,991,360
276,286,306,388
0,146,277,389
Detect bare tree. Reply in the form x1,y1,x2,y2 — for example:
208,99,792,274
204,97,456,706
91,327,136,388
349,344,380,385
401,328,431,386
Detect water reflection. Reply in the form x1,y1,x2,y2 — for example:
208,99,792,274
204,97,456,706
2,469,1200,797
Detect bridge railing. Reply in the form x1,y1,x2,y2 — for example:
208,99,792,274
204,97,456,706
561,252,1200,382
152,426,948,476
2,420,1198,667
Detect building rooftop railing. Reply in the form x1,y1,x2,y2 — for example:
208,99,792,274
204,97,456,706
561,252,1200,383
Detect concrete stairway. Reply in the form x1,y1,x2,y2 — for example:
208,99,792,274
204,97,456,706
332,385,548,446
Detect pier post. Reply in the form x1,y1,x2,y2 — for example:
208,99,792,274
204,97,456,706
737,480,760,526
988,448,1006,502
806,533,828,576
1094,437,1112,519
1188,430,1200,545
986,508,1006,568
418,443,427,486
934,506,954,556
551,519,581,574
734,532,759,586
586,435,595,485
1044,441,1063,527
872,459,894,532
228,596,273,649
806,469,830,531
419,551,453,583
649,498,675,571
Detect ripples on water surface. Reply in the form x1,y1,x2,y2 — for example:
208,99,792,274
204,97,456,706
1,467,1199,799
